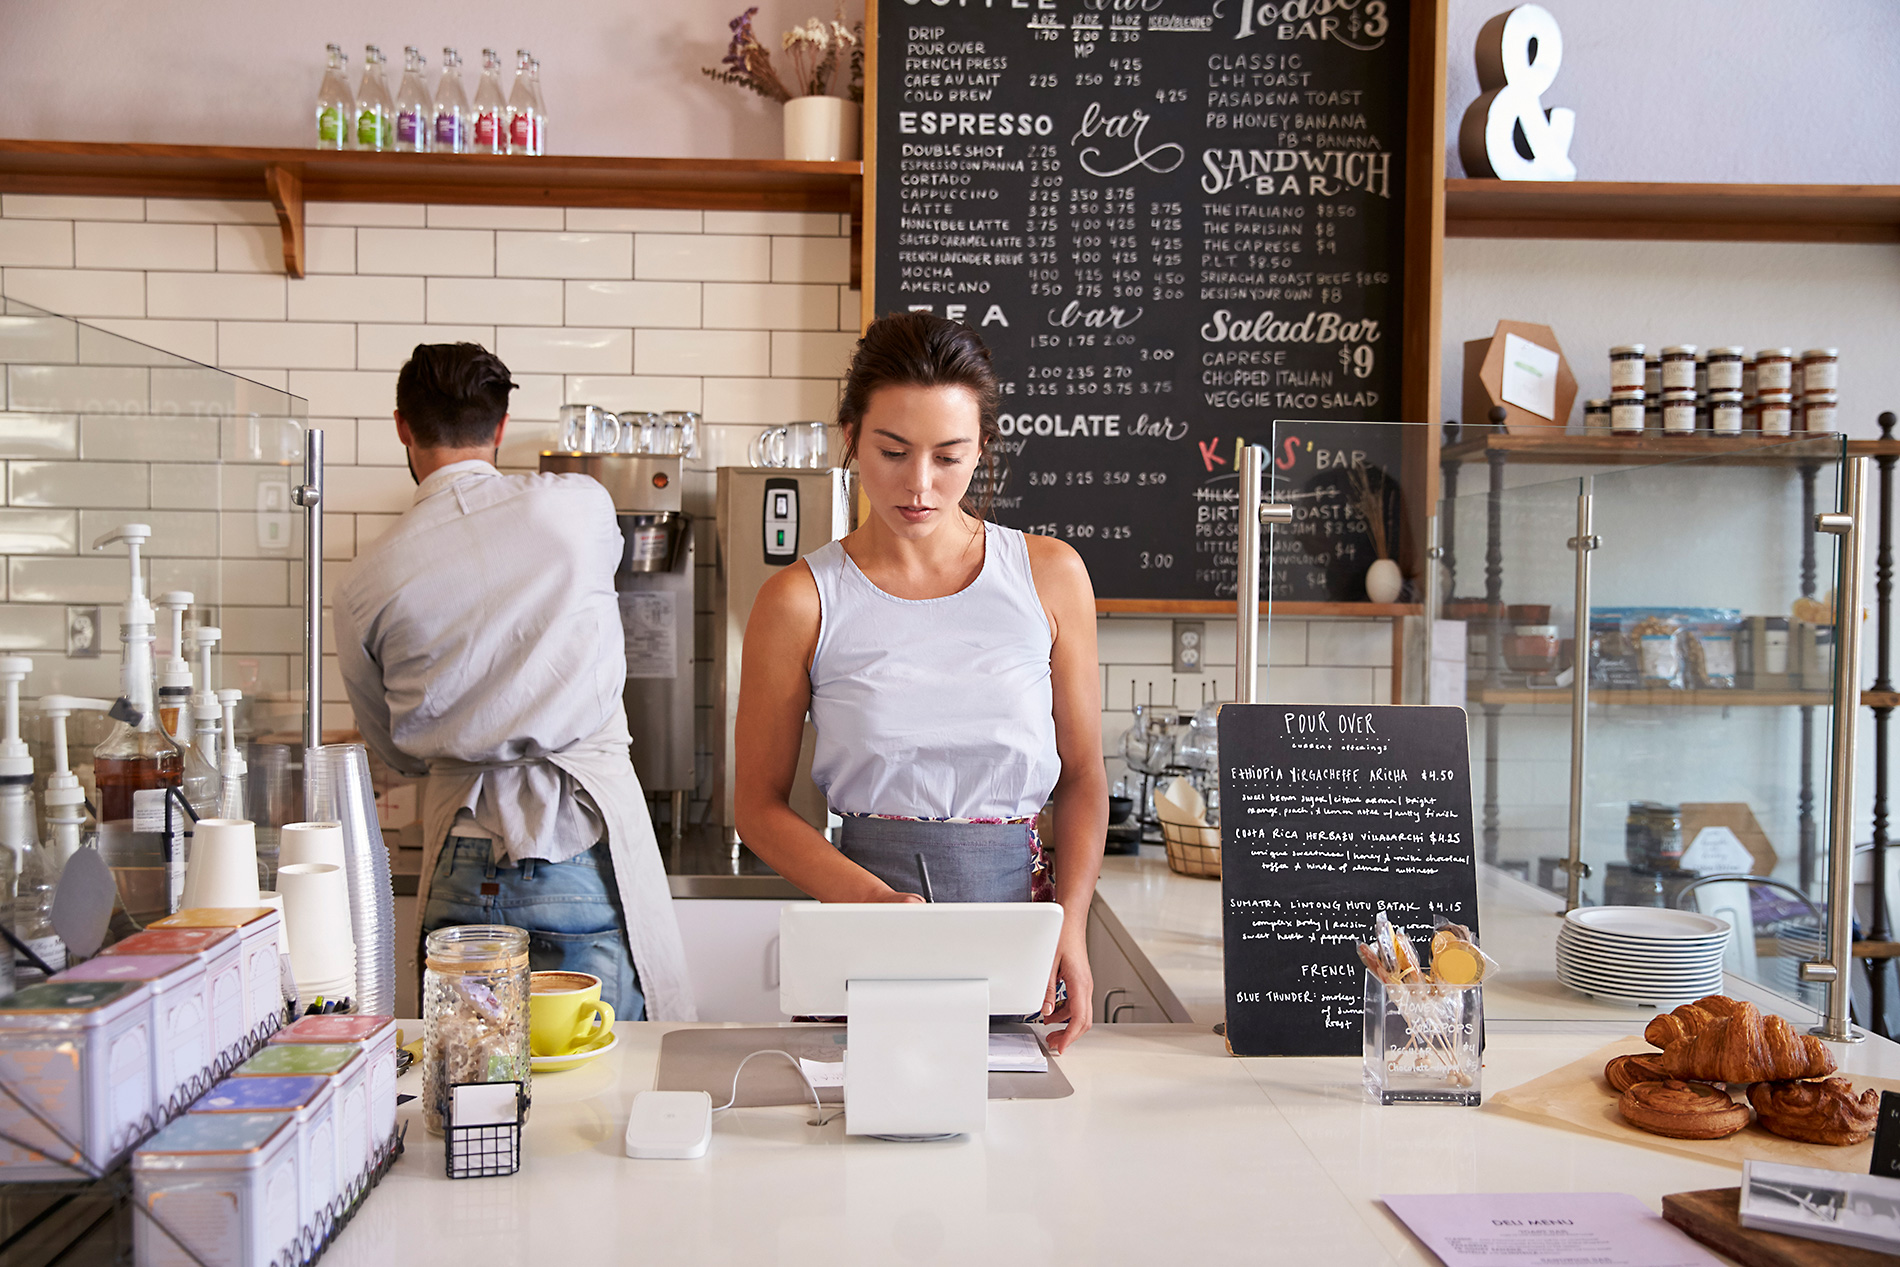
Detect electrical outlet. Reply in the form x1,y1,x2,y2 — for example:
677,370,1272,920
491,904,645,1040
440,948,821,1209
67,606,102,658
1173,620,1205,674
257,479,292,551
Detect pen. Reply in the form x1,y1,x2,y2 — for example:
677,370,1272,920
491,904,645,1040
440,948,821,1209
915,853,935,902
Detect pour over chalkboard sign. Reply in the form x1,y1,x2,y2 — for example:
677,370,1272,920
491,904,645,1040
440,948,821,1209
1218,703,1478,1057
868,0,1411,603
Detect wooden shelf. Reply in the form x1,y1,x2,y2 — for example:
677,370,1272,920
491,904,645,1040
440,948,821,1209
1472,685,1832,708
1097,600,1420,617
1445,179,1900,243
1442,432,1845,466
0,140,863,279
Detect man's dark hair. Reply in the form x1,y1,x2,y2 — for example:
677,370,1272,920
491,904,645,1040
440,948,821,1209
395,343,517,448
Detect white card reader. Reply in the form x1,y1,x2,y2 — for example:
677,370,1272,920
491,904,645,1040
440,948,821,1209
763,477,798,567
624,1090,713,1159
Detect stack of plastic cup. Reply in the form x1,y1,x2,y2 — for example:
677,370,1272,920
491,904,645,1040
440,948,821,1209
276,862,357,1003
304,746,395,1017
182,819,262,910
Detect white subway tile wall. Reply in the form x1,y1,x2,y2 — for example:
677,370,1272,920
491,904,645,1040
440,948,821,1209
0,195,1393,818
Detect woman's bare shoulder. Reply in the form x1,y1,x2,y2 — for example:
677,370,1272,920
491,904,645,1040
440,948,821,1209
1022,531,1094,599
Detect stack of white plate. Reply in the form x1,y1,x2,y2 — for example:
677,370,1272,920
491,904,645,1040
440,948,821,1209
1556,906,1731,1007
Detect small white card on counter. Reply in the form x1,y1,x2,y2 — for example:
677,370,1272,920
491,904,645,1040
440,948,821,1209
1501,332,1560,420
452,1082,520,1128
1382,1193,1721,1267
797,1034,1048,1089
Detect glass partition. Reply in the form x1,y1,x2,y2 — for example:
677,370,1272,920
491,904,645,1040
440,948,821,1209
0,296,309,886
1263,419,1850,1024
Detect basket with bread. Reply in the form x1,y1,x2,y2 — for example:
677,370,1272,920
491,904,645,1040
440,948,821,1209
1603,992,1876,1146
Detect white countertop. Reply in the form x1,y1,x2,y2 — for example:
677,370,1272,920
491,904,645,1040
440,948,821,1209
327,861,1900,1266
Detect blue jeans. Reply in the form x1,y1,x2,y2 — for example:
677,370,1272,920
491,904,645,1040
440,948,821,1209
422,837,646,1020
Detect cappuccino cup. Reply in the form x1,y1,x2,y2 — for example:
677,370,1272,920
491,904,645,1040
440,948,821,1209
529,970,615,1057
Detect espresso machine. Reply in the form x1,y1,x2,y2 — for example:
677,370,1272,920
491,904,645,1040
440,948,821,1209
712,466,852,844
540,452,695,838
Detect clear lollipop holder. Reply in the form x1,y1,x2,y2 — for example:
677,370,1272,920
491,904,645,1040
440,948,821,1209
1361,972,1482,1106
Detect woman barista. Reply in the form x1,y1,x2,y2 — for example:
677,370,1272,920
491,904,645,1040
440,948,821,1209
736,312,1107,1053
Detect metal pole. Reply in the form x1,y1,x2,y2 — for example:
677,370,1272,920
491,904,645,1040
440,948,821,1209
1871,412,1897,1037
1564,477,1599,912
1235,444,1291,705
294,428,325,760
1806,454,1870,1044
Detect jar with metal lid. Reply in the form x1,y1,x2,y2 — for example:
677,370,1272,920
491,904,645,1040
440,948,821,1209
1710,390,1743,436
1754,348,1795,392
1582,398,1610,434
1758,389,1793,436
1609,388,1645,434
1644,355,1663,398
1660,345,1697,390
1661,388,1696,434
1608,345,1646,390
1801,348,1839,394
1804,391,1839,433
1706,347,1744,391
423,924,531,1136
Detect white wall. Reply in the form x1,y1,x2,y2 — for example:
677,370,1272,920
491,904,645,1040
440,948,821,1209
1446,0,1900,183
0,0,863,159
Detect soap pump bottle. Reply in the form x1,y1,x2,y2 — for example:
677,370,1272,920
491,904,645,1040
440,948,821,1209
216,689,248,822
38,695,106,873
90,525,185,916
186,625,224,817
158,592,217,820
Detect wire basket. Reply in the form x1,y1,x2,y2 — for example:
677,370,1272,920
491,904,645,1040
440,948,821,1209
444,1081,525,1179
1160,818,1221,878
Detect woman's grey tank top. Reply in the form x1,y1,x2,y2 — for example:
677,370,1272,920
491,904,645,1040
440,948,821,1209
805,522,1062,820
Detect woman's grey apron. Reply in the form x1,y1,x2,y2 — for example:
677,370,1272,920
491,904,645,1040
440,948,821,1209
837,816,1034,903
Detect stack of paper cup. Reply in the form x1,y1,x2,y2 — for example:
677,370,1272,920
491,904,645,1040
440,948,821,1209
183,819,262,910
277,862,357,1003
278,821,346,870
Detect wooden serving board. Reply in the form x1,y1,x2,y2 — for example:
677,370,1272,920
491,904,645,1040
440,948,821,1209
1663,1188,1897,1267
1487,1038,1900,1173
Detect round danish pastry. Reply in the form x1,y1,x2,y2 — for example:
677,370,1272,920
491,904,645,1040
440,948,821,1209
1618,1079,1750,1140
1748,1078,1880,1146
1604,1052,1672,1094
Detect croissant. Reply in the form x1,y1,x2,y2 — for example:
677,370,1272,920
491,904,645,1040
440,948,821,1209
1619,1080,1751,1140
1642,995,1750,1050
1749,1078,1880,1146
1604,1052,1672,1094
1658,1007,1838,1084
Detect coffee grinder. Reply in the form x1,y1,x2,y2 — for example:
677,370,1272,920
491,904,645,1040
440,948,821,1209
540,452,695,839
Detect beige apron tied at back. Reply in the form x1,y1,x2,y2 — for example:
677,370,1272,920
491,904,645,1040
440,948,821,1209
409,723,697,1021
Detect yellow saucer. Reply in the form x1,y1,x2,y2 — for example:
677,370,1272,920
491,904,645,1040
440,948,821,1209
530,1029,619,1074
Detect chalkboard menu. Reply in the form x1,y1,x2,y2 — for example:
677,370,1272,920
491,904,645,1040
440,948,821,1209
871,0,1410,602
1218,703,1477,1057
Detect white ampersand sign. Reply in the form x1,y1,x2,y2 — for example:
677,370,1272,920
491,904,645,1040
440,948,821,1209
1457,4,1576,181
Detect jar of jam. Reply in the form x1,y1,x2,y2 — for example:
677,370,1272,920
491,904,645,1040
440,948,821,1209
1706,347,1744,391
1755,347,1795,392
1804,391,1839,433
1583,398,1610,434
1660,345,1697,390
1802,348,1839,394
1609,388,1645,434
1644,355,1663,398
1609,345,1646,390
1693,352,1708,396
1661,388,1696,434
1710,390,1743,436
1758,389,1793,436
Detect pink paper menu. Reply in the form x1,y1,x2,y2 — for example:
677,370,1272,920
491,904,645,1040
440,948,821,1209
1382,1193,1721,1267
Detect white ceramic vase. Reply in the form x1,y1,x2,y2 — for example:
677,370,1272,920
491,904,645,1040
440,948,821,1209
1365,557,1404,604
783,95,861,162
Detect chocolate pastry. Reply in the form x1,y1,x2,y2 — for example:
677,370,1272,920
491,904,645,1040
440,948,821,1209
1748,1078,1880,1146
1618,1080,1751,1140
1605,1052,1672,1094
1642,995,1749,1050
1658,1007,1838,1084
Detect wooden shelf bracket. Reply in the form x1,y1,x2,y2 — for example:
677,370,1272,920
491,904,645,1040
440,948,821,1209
263,162,304,279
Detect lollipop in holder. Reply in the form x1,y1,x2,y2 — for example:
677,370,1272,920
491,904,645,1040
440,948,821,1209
1359,910,1490,1104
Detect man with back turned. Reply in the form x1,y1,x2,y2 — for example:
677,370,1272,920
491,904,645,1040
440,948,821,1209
333,343,693,1020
